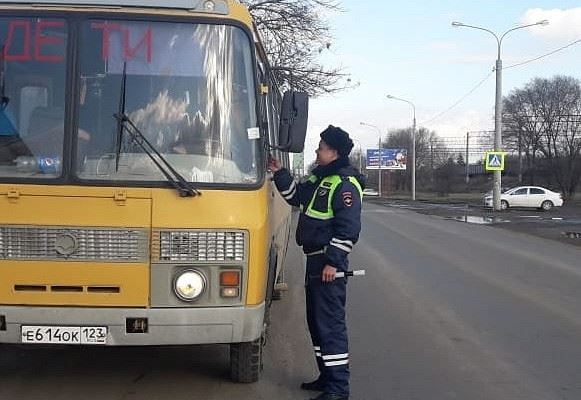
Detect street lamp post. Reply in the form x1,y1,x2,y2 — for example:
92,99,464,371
360,122,382,196
452,19,548,211
386,95,416,201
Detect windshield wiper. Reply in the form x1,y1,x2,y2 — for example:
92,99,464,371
113,63,200,197
0,46,9,110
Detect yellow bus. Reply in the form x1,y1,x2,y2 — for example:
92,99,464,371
0,0,308,382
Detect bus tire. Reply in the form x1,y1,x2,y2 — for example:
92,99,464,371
230,338,263,383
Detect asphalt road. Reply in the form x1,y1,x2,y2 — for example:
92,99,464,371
379,198,581,248
2,202,581,399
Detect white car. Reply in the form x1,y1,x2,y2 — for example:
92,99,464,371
362,188,379,197
483,186,563,211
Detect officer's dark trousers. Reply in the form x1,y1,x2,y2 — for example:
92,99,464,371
305,253,349,396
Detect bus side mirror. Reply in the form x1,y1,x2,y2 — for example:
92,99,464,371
278,91,308,153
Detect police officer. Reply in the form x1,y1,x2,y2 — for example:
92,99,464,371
268,125,364,400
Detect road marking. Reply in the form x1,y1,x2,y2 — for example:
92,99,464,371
362,209,396,214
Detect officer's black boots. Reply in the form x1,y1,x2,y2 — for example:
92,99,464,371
300,378,325,391
310,393,349,400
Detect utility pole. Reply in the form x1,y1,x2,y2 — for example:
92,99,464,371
430,139,434,184
465,131,470,184
518,130,523,183
378,135,382,197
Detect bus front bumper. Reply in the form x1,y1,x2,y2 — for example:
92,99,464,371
0,303,265,345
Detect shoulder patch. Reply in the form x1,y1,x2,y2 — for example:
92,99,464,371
342,191,353,207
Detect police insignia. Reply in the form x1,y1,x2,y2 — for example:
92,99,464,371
342,192,353,207
318,188,328,196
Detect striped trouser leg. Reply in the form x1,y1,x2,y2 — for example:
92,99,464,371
311,275,349,396
306,274,325,379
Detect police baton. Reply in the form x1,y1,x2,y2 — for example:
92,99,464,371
335,270,366,278
309,269,366,280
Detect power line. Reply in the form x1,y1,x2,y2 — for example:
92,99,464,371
419,38,581,127
504,38,581,70
420,70,494,125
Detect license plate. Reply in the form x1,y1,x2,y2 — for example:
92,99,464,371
21,326,108,345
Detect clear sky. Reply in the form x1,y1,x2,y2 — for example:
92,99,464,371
301,1,581,166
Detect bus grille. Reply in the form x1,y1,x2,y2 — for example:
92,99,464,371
0,226,149,262
152,230,246,262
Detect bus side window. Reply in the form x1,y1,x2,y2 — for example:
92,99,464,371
266,79,289,169
19,86,48,137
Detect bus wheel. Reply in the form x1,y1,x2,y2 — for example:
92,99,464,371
230,337,263,383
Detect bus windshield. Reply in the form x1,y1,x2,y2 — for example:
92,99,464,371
0,17,260,185
77,20,259,185
0,17,67,179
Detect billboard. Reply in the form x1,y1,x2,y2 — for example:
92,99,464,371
366,148,407,170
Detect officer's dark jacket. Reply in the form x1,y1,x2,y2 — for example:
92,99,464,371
273,157,365,271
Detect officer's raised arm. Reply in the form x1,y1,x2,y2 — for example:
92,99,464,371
269,155,302,207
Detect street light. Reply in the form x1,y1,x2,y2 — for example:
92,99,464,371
385,94,416,201
360,122,382,197
452,19,548,211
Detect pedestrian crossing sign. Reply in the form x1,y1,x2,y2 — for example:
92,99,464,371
485,151,506,171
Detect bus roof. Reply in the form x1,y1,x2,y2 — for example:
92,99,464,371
0,0,229,13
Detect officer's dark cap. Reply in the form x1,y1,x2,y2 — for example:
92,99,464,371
320,125,354,157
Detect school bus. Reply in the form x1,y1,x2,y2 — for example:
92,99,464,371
0,0,308,382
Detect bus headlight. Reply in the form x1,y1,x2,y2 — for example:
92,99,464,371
174,270,206,301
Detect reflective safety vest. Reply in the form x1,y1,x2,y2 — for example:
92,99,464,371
302,175,363,220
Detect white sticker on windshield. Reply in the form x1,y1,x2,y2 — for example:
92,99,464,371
190,167,214,183
247,127,260,140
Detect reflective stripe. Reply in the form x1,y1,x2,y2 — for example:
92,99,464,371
331,238,353,248
314,345,322,357
306,247,326,256
322,353,349,360
325,359,349,367
348,176,364,200
330,242,352,253
283,187,297,199
281,181,297,196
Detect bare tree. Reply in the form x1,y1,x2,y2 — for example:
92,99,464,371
348,147,364,172
240,0,352,96
503,83,547,184
503,76,581,197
